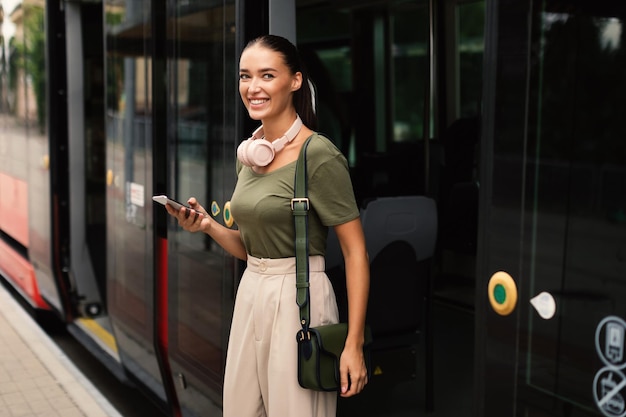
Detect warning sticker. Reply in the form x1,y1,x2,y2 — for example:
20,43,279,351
597,316,626,370
594,367,626,417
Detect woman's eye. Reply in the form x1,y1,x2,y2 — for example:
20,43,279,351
239,74,249,80
262,73,274,79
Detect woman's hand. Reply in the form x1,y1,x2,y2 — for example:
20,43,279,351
339,342,368,397
164,197,211,233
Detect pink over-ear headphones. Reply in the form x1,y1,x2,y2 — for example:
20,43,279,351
237,115,303,167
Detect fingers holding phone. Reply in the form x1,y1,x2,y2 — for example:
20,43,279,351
153,195,210,233
177,206,207,232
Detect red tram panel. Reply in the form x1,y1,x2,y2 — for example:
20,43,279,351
0,239,49,309
0,173,29,247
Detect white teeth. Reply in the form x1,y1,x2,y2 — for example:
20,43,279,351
250,99,267,105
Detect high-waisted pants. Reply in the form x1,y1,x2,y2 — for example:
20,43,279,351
223,255,339,417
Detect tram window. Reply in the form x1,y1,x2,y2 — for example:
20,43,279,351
297,9,353,161
392,5,430,143
457,1,485,121
298,2,431,199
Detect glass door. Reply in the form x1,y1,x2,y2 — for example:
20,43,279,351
477,1,626,416
104,0,164,399
163,1,238,415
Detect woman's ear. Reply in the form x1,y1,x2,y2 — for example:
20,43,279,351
291,72,303,91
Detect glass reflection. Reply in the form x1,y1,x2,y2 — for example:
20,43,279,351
105,0,162,394
0,0,55,308
167,0,236,406
523,2,626,413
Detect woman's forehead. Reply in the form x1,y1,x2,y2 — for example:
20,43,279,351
240,45,285,67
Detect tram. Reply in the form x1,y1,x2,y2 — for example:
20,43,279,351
0,0,625,416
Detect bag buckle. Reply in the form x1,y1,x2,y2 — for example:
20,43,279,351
297,329,311,341
291,198,310,211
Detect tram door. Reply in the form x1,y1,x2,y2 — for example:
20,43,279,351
295,0,482,416
104,0,167,401
162,1,240,415
477,1,626,416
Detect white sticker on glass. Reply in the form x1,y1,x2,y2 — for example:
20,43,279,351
529,291,556,320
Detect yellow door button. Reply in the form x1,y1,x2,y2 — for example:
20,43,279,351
223,201,234,228
488,271,518,316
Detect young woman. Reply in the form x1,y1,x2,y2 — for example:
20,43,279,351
166,34,369,417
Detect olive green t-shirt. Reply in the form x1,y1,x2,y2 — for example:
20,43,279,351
230,133,359,259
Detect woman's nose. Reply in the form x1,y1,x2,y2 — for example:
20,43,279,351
249,77,260,92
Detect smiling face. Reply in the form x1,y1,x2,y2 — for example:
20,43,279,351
239,44,302,124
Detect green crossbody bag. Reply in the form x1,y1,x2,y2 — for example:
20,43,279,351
292,136,373,392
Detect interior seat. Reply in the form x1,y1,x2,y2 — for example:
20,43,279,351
326,195,437,411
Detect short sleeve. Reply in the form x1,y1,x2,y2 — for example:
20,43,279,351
307,139,360,226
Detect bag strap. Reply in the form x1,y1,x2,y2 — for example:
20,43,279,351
293,136,314,340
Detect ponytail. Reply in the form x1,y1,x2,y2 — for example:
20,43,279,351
293,67,317,129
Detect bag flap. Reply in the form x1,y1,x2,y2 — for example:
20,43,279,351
311,324,348,358
312,323,373,358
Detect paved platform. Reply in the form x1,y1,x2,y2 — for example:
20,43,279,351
0,284,123,417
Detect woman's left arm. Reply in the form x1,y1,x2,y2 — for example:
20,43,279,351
333,217,370,397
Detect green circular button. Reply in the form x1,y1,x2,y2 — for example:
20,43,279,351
494,283,506,304
223,201,234,228
488,271,518,316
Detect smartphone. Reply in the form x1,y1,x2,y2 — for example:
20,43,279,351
152,195,191,211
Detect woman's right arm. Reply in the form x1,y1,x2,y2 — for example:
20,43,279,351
165,197,248,261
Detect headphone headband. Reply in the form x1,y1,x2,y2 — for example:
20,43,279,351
251,115,303,151
237,115,304,167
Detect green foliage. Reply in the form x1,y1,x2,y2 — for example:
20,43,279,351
25,5,46,132
105,10,124,26
8,5,46,129
8,37,19,94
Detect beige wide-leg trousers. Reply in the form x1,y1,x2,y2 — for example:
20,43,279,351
223,255,339,417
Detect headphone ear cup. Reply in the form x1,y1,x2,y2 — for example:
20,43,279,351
247,139,276,167
237,139,253,167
